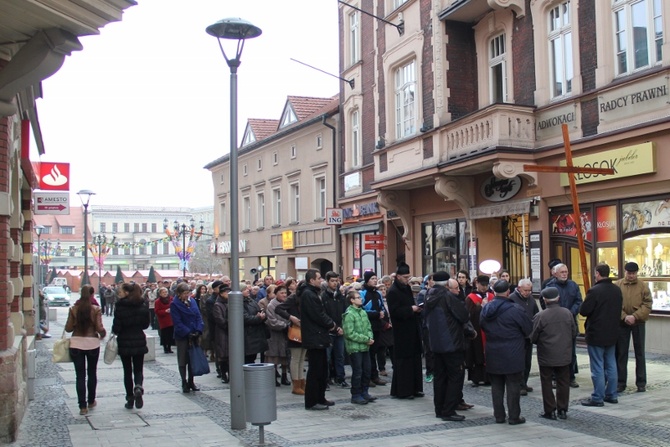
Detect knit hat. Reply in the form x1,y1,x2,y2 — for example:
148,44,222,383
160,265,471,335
397,262,410,275
541,287,559,299
211,280,224,290
433,271,450,282
363,271,377,285
624,262,639,272
548,258,562,269
492,280,510,293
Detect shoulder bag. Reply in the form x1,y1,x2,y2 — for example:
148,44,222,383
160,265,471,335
104,333,118,365
287,324,302,343
52,330,71,363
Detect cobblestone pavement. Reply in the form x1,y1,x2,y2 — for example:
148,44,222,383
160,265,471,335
13,308,670,446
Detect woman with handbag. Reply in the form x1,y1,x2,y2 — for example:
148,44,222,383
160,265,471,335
170,283,205,393
242,283,269,364
65,285,106,415
212,286,230,383
276,282,307,395
154,287,174,354
112,283,151,410
265,285,291,386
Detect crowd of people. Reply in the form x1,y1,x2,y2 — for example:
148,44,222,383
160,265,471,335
61,258,652,423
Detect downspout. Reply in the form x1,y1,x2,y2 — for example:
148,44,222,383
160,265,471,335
321,114,341,276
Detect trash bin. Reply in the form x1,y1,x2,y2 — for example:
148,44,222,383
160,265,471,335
243,363,277,425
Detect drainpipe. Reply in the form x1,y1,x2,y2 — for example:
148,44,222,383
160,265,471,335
321,114,341,276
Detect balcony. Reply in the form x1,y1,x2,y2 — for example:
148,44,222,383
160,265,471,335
440,103,536,162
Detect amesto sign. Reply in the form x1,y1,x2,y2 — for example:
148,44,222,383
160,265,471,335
559,142,655,186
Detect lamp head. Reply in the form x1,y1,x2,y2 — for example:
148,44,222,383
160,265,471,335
76,189,96,207
35,225,45,236
206,18,262,40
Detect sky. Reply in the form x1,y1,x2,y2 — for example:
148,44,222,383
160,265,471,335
33,0,340,208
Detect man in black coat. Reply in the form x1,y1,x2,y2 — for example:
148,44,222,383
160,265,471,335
509,278,539,394
301,269,341,410
579,263,623,407
386,262,424,400
321,271,348,387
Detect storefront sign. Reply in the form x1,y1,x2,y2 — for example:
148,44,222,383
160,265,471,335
596,205,618,242
598,75,669,122
326,208,342,225
38,162,70,191
480,175,521,202
282,230,295,250
559,142,655,186
469,200,530,219
536,103,577,140
343,202,381,221
218,240,248,254
550,211,593,242
622,199,670,234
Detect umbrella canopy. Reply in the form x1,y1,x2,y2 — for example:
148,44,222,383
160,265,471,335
147,266,157,283
115,265,124,284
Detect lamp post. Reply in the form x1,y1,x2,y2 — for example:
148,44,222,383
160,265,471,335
77,190,95,286
206,17,262,430
35,225,45,287
163,218,204,278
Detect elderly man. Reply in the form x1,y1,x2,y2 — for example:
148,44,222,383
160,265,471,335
480,280,533,425
615,262,652,393
545,263,582,387
424,273,474,421
531,287,577,420
579,264,623,407
509,279,539,395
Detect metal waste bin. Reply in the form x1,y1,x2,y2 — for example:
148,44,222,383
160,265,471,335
243,362,277,425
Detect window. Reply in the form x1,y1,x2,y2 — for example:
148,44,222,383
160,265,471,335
316,134,323,149
124,223,130,232
290,145,297,159
141,223,147,233
549,1,573,98
272,188,282,226
395,60,417,139
99,222,106,232
394,0,408,8
220,202,227,234
351,110,361,167
272,152,278,165
489,34,507,103
614,0,663,75
349,11,360,65
152,241,158,255
257,159,262,171
243,164,248,176
112,223,118,233
290,183,300,223
220,173,225,184
257,192,265,228
315,176,327,219
151,223,157,233
134,223,140,232
243,196,251,231
42,226,52,234
139,239,147,255
163,241,170,255
60,226,74,235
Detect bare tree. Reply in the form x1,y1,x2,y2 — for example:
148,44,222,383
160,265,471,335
189,240,223,276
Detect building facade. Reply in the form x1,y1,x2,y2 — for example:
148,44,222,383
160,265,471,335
337,0,669,352
206,96,340,282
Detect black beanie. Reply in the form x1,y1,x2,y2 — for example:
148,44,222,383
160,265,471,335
363,271,377,284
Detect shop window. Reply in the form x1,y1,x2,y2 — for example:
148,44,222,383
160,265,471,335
422,219,469,278
623,233,670,312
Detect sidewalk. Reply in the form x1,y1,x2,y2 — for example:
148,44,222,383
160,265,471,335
13,307,670,446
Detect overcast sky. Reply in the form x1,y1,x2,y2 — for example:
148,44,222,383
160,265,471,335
33,0,339,208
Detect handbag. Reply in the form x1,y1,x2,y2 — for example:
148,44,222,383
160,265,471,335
104,334,118,365
52,330,71,363
188,344,210,376
287,324,302,343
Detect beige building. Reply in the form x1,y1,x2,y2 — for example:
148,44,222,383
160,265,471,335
206,96,340,282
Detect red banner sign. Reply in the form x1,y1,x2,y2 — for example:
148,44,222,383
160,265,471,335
364,234,386,242
38,162,70,191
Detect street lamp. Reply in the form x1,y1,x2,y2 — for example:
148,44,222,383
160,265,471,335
77,189,95,286
163,218,204,278
206,17,262,430
35,225,45,287
91,234,116,295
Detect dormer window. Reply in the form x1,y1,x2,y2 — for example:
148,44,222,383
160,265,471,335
280,105,298,128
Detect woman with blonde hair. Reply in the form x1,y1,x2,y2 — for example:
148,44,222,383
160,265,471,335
65,285,106,415
112,282,151,409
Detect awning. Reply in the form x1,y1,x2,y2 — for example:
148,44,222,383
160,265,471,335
339,222,382,235
469,199,531,220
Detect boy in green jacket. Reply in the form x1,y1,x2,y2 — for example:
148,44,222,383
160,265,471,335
343,290,376,404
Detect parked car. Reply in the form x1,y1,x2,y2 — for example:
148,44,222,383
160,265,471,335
49,278,70,293
42,286,70,307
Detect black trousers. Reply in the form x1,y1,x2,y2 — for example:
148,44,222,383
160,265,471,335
120,353,144,398
616,324,646,388
539,364,570,414
305,348,328,408
433,351,465,417
489,371,522,421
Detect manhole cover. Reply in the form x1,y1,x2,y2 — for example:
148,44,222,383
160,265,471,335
86,413,149,430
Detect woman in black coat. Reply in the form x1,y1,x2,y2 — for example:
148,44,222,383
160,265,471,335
112,283,150,410
242,283,269,363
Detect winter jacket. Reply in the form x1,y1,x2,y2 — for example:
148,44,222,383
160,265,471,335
265,298,289,358
386,278,423,359
480,295,533,374
509,290,540,325
154,296,174,329
243,296,269,356
300,281,335,349
424,285,470,353
342,305,373,354
112,298,150,356
65,303,106,350
275,292,302,348
579,278,623,347
615,277,652,324
544,277,583,316
361,285,385,332
212,296,229,360
322,287,346,328
170,297,204,341
530,301,576,367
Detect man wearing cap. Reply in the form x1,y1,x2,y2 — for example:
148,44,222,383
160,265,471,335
480,280,533,425
579,264,623,407
615,262,652,393
387,261,424,400
544,263,582,387
424,273,474,421
531,287,577,420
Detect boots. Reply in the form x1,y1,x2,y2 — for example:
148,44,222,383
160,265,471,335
300,378,306,392
281,366,291,386
362,386,377,402
292,378,305,395
134,385,144,409
125,396,134,409
182,380,190,393
220,361,229,383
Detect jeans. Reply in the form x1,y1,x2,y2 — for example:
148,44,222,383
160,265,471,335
587,344,618,402
349,351,371,396
120,353,144,398
616,324,646,388
327,334,346,382
70,347,100,409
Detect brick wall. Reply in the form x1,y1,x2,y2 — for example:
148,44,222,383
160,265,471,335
578,0,598,137
420,0,434,129
511,1,536,106
445,21,478,119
